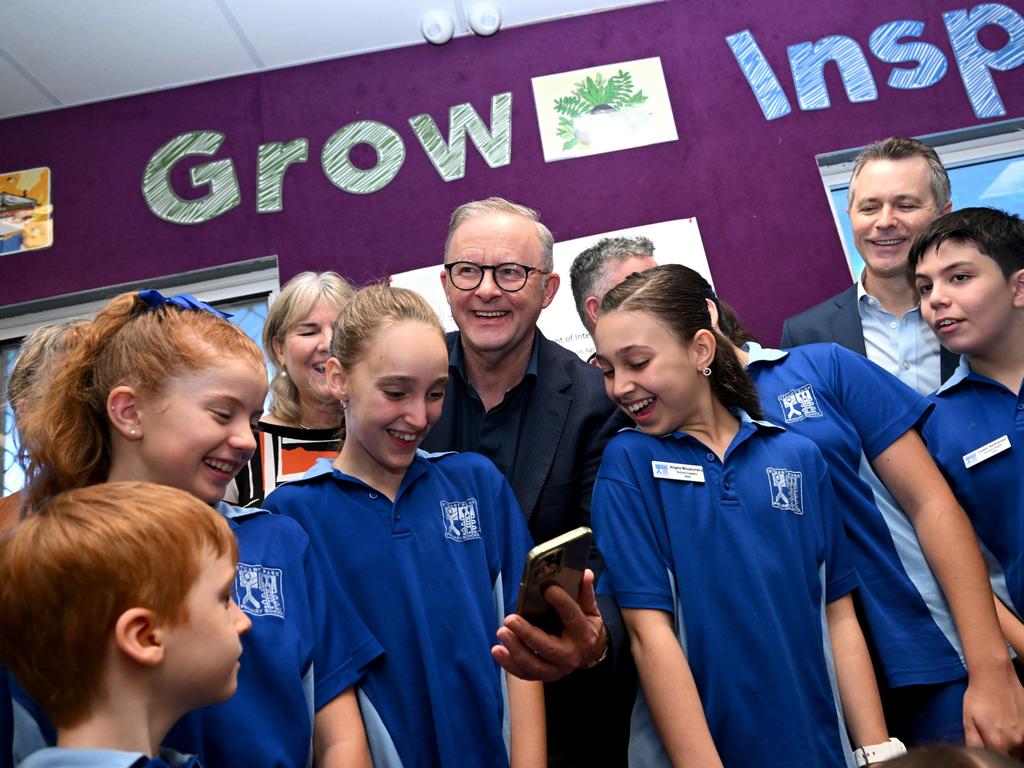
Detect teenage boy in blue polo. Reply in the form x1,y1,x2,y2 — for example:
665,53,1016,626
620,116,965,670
910,207,1024,654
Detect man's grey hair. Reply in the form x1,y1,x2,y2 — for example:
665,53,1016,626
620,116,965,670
847,136,951,212
569,236,655,329
444,197,555,271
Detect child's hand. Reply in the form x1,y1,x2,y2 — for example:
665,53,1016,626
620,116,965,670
963,662,1024,756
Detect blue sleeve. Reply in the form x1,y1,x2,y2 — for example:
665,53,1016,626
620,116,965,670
831,345,932,460
492,473,534,617
591,438,674,613
814,452,860,603
303,525,384,711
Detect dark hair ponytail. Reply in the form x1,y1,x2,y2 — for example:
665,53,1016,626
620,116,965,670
601,264,764,420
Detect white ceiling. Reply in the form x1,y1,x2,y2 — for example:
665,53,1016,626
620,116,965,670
0,0,658,121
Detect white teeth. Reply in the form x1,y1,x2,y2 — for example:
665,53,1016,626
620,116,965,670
475,311,508,317
626,398,654,413
874,239,902,246
938,319,957,327
205,458,235,473
387,429,416,442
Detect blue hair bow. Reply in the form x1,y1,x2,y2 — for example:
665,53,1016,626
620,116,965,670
138,289,233,319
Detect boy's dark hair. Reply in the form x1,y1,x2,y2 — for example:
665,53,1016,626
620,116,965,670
908,207,1024,281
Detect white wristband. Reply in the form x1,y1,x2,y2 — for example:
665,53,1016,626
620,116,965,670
853,737,907,766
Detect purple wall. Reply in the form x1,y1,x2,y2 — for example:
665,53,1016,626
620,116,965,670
2,0,1023,344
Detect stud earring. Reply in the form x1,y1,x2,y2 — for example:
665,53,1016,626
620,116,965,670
702,367,711,377
128,428,139,437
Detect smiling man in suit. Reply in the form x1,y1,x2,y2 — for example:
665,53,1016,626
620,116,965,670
420,197,632,767
781,136,958,393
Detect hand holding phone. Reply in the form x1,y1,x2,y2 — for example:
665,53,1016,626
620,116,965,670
515,526,592,635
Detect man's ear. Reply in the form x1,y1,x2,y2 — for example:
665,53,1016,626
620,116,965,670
1011,269,1024,310
114,607,165,666
541,272,560,309
326,357,348,401
705,298,720,331
584,295,601,331
107,386,143,440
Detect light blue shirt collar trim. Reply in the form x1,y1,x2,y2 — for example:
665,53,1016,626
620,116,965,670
20,747,194,768
214,499,267,521
934,355,972,395
304,450,458,481
742,341,788,365
619,407,782,436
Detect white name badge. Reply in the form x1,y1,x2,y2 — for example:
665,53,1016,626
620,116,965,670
963,435,1011,469
651,461,705,483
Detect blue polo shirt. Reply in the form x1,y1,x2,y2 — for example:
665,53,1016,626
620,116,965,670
264,451,534,768
922,358,1024,618
11,504,383,768
593,415,858,768
745,342,967,687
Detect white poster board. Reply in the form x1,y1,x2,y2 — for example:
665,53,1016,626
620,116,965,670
389,217,711,361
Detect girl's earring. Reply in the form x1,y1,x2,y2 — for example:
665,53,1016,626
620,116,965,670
279,368,288,379
341,398,349,409
128,428,140,438
702,367,712,377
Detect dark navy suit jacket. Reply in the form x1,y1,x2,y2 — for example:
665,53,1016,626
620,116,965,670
780,284,958,384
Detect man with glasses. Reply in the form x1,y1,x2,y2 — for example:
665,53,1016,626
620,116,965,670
421,197,633,768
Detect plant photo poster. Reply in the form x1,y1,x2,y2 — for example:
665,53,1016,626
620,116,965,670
531,57,678,163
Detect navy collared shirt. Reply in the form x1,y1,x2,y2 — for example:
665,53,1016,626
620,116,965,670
447,332,541,482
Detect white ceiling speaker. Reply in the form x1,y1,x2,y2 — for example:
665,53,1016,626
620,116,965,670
420,10,456,45
467,3,501,36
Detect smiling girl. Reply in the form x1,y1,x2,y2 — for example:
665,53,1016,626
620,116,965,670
591,265,892,768
15,290,381,768
264,283,545,768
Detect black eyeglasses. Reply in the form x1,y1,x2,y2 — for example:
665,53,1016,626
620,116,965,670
444,261,551,292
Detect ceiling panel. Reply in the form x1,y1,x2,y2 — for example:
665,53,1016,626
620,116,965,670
225,0,463,68
0,0,663,121
0,51,57,119
0,0,256,106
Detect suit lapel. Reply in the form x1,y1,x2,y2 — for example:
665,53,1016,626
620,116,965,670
828,285,867,356
510,335,571,523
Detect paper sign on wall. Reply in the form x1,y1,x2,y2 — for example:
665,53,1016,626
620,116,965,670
532,57,678,163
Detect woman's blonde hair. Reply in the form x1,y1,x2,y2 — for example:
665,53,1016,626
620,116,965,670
20,292,265,512
331,283,444,371
264,271,354,424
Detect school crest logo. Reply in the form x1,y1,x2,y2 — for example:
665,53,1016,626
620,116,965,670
441,498,482,542
235,563,286,619
777,384,823,424
766,467,804,515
